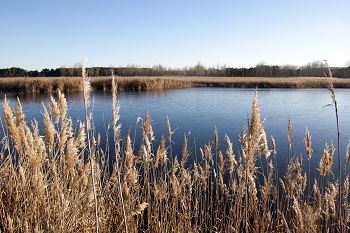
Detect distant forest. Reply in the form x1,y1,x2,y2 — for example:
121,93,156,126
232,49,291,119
1,61,350,78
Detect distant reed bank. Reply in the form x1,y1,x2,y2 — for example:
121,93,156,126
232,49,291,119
1,76,350,93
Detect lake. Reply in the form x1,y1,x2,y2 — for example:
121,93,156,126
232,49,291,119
1,88,350,178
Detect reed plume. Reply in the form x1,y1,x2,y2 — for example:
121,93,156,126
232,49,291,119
304,127,313,197
42,103,55,152
318,143,334,177
287,118,294,163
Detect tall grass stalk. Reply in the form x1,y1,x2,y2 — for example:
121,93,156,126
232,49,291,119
111,71,128,233
82,59,99,233
305,127,313,198
287,118,294,164
325,60,343,231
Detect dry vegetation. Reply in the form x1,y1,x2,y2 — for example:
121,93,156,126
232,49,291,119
175,76,350,88
1,76,350,93
0,76,193,93
1,66,350,232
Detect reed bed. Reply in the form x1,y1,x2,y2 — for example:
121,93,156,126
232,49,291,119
1,76,350,93
179,76,350,88
0,77,83,93
0,67,350,232
0,76,193,94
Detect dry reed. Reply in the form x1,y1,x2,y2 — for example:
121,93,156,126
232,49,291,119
2,76,350,94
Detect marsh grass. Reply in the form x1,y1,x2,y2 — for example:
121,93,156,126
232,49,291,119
1,76,350,94
0,76,194,94
1,66,350,232
0,77,83,93
170,76,350,89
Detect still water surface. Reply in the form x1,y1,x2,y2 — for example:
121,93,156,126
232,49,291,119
2,88,350,177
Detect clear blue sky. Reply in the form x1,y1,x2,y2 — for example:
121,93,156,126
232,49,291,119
1,1,349,70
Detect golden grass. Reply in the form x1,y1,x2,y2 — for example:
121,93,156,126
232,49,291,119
0,76,194,93
1,76,350,93
179,76,350,88
0,77,83,93
1,69,350,232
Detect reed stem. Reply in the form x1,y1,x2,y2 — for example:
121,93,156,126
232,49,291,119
82,59,99,233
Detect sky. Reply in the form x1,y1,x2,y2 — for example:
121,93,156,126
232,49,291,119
1,1,350,71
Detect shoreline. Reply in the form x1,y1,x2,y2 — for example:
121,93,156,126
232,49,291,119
1,76,350,93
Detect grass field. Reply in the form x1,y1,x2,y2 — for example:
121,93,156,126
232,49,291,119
1,76,350,93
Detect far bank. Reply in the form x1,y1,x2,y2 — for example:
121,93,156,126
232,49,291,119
0,76,350,93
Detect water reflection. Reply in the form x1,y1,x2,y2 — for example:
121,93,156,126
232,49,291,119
1,88,350,179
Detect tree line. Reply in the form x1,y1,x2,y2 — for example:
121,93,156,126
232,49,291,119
1,61,350,78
